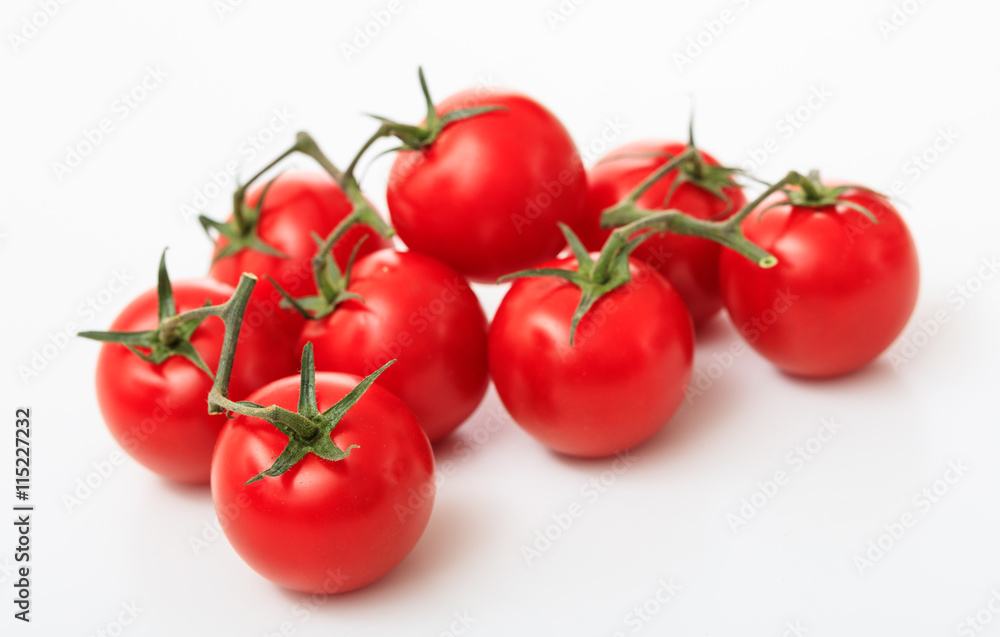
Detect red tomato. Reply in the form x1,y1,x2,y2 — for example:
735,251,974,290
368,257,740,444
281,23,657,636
95,279,290,483
578,141,746,326
489,256,694,457
301,249,489,442
211,372,435,594
209,171,391,346
387,92,587,283
719,185,919,377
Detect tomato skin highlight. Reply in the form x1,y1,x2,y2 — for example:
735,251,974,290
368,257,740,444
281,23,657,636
719,187,920,377
387,91,587,283
95,279,288,483
489,256,694,457
209,171,391,352
577,140,746,326
301,249,489,443
210,372,435,594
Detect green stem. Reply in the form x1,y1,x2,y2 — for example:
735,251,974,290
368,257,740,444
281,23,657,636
210,395,319,439
231,144,300,234
595,171,809,278
314,206,364,264
203,273,322,440
205,274,255,402
158,305,221,345
601,212,775,275
229,132,348,235
343,124,391,186
729,171,805,225
796,171,823,202
418,67,439,131
623,147,697,204
294,132,345,185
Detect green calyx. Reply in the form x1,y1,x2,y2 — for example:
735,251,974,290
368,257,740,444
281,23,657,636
762,169,880,223
667,118,744,212
269,232,369,320
500,223,647,347
537,149,869,350
199,131,395,263
79,250,218,377
267,179,397,321
508,154,809,348
211,343,393,485
600,149,783,263
199,176,288,262
356,67,505,157
83,261,389,484
599,117,745,214
172,271,392,485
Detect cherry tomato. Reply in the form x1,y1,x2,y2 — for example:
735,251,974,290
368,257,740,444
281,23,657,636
489,256,694,457
211,372,435,594
94,279,290,483
302,249,489,442
387,92,587,283
578,141,746,326
719,185,919,377
209,171,391,347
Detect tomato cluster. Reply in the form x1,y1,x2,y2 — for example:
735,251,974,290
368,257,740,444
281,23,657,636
81,69,919,594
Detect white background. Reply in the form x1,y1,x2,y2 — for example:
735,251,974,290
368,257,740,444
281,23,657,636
3,0,1000,634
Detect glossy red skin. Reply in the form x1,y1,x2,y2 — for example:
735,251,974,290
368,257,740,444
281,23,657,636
489,256,694,457
95,280,290,483
209,171,391,353
719,187,919,377
387,91,587,283
301,249,489,443
578,140,746,327
211,373,435,594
